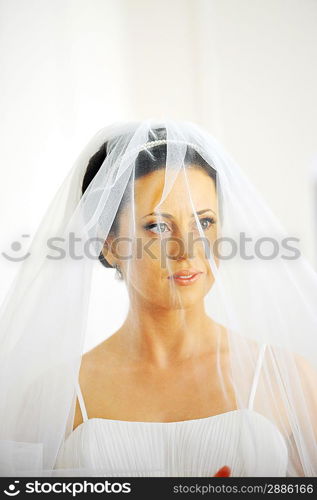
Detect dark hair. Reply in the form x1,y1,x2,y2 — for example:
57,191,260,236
82,128,217,268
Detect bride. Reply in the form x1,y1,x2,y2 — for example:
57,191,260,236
0,120,317,477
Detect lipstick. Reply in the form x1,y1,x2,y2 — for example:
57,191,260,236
168,269,203,286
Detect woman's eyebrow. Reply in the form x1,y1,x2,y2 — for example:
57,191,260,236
142,208,216,219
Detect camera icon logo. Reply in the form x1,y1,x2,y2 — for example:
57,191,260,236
3,481,20,496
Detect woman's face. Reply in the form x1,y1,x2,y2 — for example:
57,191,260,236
105,166,218,309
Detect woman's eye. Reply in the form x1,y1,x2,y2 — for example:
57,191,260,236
144,222,171,234
198,217,216,230
144,217,216,234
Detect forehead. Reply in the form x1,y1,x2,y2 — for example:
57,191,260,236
134,166,217,216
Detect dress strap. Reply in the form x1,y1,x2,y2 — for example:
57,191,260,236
247,343,267,410
75,379,88,422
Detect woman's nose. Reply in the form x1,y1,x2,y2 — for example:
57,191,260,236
174,228,194,261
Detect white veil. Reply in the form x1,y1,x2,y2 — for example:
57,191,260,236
0,119,317,477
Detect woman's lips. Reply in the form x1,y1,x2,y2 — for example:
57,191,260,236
168,269,203,286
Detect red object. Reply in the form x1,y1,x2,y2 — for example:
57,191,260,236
213,466,231,477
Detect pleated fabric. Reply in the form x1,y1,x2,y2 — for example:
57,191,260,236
54,344,289,476
54,410,288,476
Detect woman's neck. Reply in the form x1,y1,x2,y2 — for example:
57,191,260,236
118,299,225,368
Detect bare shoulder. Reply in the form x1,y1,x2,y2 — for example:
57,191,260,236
293,351,317,377
72,331,124,430
263,345,317,432
292,352,317,408
267,346,317,399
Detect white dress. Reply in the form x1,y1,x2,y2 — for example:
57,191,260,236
54,344,289,476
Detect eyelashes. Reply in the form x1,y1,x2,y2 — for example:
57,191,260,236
143,217,216,235
199,216,216,231
143,222,170,234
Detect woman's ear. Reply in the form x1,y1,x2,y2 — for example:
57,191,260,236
101,236,118,268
